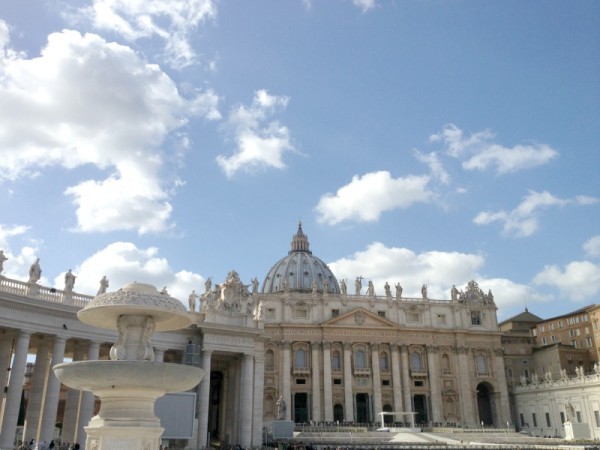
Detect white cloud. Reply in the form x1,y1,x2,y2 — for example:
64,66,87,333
55,242,205,304
474,190,598,237
315,171,433,225
533,261,600,301
74,0,217,69
0,27,219,234
584,236,600,258
352,0,376,13
414,150,450,184
216,90,295,178
430,124,558,174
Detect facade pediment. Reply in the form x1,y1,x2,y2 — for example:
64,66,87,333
323,307,398,329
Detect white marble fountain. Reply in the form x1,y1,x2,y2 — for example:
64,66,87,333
54,282,204,450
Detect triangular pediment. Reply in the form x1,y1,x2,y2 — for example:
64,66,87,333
323,307,398,328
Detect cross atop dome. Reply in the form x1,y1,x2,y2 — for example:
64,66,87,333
289,221,311,254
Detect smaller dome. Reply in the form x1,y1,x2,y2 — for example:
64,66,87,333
78,282,191,331
262,223,340,294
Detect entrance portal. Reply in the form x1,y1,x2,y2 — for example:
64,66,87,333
355,393,369,423
294,393,308,423
477,382,494,425
208,372,223,440
413,394,429,425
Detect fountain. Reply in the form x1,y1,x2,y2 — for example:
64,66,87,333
54,282,204,450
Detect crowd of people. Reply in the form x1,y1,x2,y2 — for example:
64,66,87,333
16,439,80,450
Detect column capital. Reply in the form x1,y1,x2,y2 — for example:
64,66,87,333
399,344,409,353
455,345,468,355
311,341,321,351
370,342,379,352
322,341,332,350
243,353,254,362
426,345,438,353
493,347,504,357
281,341,292,350
343,342,353,351
390,343,400,353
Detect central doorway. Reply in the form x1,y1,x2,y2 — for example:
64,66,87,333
294,393,308,423
413,394,429,425
477,382,494,425
208,371,223,440
355,393,370,423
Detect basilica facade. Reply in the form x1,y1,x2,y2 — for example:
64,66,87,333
0,224,510,450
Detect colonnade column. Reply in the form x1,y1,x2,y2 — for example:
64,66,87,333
456,346,474,427
40,335,67,443
370,343,382,423
281,342,291,421
252,356,265,447
239,354,254,448
390,344,403,413
154,347,165,362
231,360,241,444
77,340,101,447
427,345,442,425
61,344,86,444
0,330,32,450
342,342,354,422
23,338,50,443
0,333,13,401
322,342,333,422
197,350,212,448
494,348,510,425
218,370,229,443
400,345,412,416
311,342,321,422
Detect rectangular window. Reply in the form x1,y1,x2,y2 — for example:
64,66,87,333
586,337,593,347
266,308,276,319
296,378,306,385
586,326,590,334
595,411,600,427
560,412,565,424
540,325,545,332
545,412,551,427
520,414,525,427
378,311,386,318
471,311,482,325
331,309,339,318
549,323,555,331
414,380,423,387
406,312,420,322
559,320,564,328
437,314,447,325
333,378,342,385
577,411,582,423
551,335,557,342
542,337,547,345
532,413,537,427
571,340,578,348
382,379,390,386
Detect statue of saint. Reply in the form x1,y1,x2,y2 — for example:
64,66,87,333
564,400,575,422
188,290,198,312
366,280,375,297
421,284,428,299
0,250,8,274
204,277,212,293
311,279,318,294
276,396,286,420
355,276,363,295
384,282,391,299
28,258,42,284
97,276,109,295
340,279,347,295
451,285,459,301
251,277,259,294
64,269,76,292
395,282,403,300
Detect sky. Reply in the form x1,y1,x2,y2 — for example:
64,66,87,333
0,0,598,321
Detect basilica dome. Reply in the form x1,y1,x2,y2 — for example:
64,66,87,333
262,223,340,294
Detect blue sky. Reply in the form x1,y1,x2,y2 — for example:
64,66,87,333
0,0,598,320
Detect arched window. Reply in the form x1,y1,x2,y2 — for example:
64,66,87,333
380,353,389,371
265,349,275,371
441,353,451,374
411,351,422,372
332,350,341,370
295,348,306,368
355,350,366,369
477,354,487,375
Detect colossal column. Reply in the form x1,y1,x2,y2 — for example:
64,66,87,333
370,343,382,422
322,342,333,421
0,333,14,402
23,338,50,443
400,345,412,417
281,341,291,421
311,342,321,422
239,354,254,448
252,356,265,447
390,344,403,412
456,346,475,427
40,335,67,444
494,348,511,425
0,330,32,450
197,350,212,448
426,345,442,424
342,342,354,422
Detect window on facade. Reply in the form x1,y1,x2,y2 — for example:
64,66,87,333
549,323,555,331
532,413,537,427
355,350,366,369
382,379,390,386
333,378,342,385
551,335,557,343
560,412,565,424
332,351,341,370
586,337,593,347
411,351,422,372
331,309,340,318
295,348,306,368
407,312,420,322
265,349,275,371
507,368,513,378
542,337,547,345
471,311,482,325
577,411,582,423
296,378,306,384
441,354,451,374
380,353,389,370
594,411,600,427
519,414,525,427
476,355,487,375
266,308,275,319
437,314,447,325
571,340,578,348
559,320,564,328
545,412,551,427
378,311,386,318
414,380,423,387
540,325,545,332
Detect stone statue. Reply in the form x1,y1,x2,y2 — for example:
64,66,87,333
311,279,318,294
487,289,494,302
384,282,391,299
139,316,155,361
395,282,402,300
366,280,375,297
561,368,568,381
355,276,363,295
531,373,539,385
594,362,600,375
276,395,286,420
421,284,428,299
451,285,459,301
188,290,198,312
340,279,347,295
323,278,329,294
28,258,42,284
0,250,8,274
565,400,575,422
204,277,212,293
64,269,76,292
97,276,109,295
283,278,289,293
160,286,168,295
251,277,259,294
544,371,552,383
519,375,527,386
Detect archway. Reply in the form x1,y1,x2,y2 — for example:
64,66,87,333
294,393,308,423
382,404,393,425
476,382,494,426
333,403,344,422
413,394,428,425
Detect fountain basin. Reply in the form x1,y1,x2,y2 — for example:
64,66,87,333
54,360,204,393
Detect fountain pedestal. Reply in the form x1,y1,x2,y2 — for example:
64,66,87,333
54,283,204,450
